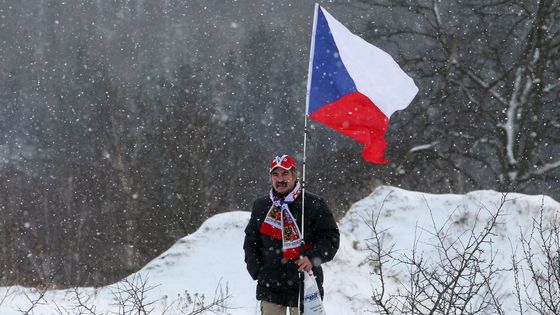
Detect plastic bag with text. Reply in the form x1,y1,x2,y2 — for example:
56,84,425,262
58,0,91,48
303,271,326,315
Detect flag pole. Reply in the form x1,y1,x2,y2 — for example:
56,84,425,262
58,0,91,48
299,3,319,314
302,1,319,249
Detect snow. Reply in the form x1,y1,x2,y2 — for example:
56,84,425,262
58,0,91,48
408,141,439,153
0,186,558,314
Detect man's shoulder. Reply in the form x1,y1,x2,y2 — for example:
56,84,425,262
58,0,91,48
303,191,326,203
252,194,272,208
302,191,330,211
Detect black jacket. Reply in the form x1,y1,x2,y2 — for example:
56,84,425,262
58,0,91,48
243,190,340,306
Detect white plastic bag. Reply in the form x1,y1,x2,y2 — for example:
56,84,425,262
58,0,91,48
303,271,326,315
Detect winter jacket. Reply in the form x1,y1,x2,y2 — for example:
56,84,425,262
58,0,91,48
243,190,340,307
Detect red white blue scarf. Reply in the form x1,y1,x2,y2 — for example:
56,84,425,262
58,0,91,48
259,182,303,259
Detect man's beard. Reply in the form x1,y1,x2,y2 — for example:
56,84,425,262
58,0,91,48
275,181,288,188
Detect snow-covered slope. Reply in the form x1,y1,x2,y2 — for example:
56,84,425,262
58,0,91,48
0,186,558,314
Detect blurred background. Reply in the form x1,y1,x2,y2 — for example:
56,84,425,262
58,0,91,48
0,0,558,287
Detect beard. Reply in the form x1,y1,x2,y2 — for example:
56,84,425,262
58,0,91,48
275,181,288,188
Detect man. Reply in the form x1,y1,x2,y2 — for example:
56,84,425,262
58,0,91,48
244,154,340,315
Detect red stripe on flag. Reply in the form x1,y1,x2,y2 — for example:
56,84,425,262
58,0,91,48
309,91,390,164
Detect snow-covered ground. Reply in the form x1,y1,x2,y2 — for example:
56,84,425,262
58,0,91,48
0,186,558,314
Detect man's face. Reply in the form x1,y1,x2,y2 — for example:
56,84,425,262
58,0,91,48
270,167,296,194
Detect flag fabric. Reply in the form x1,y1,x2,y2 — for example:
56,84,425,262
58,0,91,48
306,4,418,164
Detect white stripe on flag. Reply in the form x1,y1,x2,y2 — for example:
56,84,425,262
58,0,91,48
320,7,418,118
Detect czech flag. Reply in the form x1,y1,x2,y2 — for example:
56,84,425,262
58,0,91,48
306,4,418,164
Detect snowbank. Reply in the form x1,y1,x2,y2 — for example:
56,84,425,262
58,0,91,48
0,186,558,314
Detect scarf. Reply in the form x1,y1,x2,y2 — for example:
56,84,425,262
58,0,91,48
259,181,305,260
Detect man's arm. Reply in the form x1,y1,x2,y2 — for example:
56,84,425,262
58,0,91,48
305,197,340,267
243,201,263,280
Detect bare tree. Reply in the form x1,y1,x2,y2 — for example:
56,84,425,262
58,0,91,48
367,194,510,314
515,201,560,314
110,274,159,315
11,275,231,315
0,287,13,308
16,288,47,315
347,0,560,197
366,189,560,315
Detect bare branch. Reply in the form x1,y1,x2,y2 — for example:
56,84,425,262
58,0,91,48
17,288,47,315
367,193,512,314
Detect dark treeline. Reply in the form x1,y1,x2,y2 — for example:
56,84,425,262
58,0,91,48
0,0,558,287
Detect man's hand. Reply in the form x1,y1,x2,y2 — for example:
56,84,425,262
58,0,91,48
297,256,313,272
